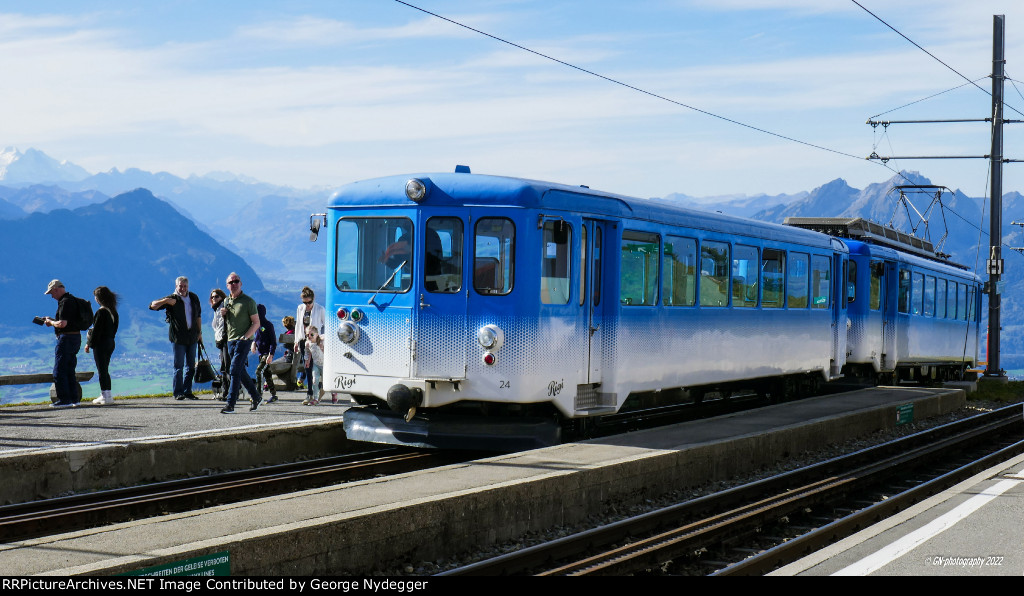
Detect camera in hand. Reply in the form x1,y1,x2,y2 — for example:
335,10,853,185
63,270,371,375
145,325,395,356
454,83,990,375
32,316,46,326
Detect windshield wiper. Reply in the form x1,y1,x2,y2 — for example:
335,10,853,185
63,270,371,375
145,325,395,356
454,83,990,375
368,260,407,305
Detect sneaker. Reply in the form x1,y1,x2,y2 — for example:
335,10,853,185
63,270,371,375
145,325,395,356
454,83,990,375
50,402,75,409
92,396,110,405
184,392,199,400
250,396,262,412
220,405,235,414
268,395,278,403
302,398,312,406
174,394,186,400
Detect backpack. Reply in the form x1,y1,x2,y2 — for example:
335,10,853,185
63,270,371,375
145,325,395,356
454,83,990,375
70,294,94,332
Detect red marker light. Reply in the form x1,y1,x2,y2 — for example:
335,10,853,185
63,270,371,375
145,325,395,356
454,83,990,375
337,308,348,320
482,353,496,366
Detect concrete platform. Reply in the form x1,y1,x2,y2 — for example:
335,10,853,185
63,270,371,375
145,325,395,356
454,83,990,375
0,386,966,576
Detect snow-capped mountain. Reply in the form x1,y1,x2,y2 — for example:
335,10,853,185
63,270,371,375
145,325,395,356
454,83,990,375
0,147,91,185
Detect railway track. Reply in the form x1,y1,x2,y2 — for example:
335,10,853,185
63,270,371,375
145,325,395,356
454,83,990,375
440,403,1024,576
0,448,472,541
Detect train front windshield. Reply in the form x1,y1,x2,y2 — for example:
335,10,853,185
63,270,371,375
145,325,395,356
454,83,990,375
336,217,414,292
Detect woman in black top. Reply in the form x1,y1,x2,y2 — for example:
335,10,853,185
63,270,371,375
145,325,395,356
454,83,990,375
86,286,119,405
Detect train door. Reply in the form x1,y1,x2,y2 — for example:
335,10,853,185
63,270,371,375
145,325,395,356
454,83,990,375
583,218,608,383
832,252,848,378
412,215,468,379
881,260,899,372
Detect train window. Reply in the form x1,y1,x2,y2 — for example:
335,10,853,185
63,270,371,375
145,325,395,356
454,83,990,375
620,231,660,306
924,276,936,317
787,252,809,308
869,261,883,311
732,245,758,308
761,249,785,308
967,286,977,321
957,283,967,320
425,217,463,294
663,236,696,306
898,269,911,314
946,280,957,319
593,227,602,307
911,272,924,315
579,225,587,306
541,220,572,305
335,217,413,293
474,218,515,295
700,240,730,307
810,255,830,309
846,261,857,305
935,278,947,318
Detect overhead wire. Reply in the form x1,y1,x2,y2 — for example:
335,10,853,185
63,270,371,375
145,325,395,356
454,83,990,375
394,1,1012,258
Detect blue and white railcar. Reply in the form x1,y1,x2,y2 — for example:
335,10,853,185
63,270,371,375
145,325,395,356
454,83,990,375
787,218,981,382
321,169,849,449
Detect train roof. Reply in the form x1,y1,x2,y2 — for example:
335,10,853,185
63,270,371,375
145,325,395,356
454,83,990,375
329,170,841,250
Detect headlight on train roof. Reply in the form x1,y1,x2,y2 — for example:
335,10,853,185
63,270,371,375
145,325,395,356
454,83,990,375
477,324,504,351
338,321,360,345
405,178,428,202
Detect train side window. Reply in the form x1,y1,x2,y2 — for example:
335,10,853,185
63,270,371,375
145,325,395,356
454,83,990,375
620,230,660,306
936,278,947,318
425,217,463,294
541,220,572,305
593,227,602,307
663,235,696,306
700,240,730,307
761,249,785,308
946,280,957,319
810,255,830,309
967,286,977,321
579,225,587,306
911,272,923,315
924,275,935,317
957,283,967,320
732,245,758,308
474,218,515,295
787,252,809,308
898,269,911,313
869,261,883,311
847,260,857,305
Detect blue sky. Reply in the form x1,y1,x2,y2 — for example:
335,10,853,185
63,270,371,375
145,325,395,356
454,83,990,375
2,0,1024,199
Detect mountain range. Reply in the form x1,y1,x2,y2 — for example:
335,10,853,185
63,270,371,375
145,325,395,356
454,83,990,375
1,147,1023,379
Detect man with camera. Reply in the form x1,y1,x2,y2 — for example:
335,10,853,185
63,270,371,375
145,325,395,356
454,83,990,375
149,276,202,400
39,279,84,408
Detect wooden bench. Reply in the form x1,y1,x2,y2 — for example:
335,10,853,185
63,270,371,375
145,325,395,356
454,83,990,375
268,333,300,391
0,371,95,402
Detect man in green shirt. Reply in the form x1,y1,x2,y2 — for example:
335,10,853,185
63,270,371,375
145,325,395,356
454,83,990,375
219,272,261,414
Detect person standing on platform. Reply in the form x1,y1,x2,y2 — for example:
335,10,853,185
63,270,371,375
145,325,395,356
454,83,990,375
251,304,278,403
149,276,202,400
41,280,84,408
295,286,325,403
210,288,229,400
220,272,261,414
85,286,119,405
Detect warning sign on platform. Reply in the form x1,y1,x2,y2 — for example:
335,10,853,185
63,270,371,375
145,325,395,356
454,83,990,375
121,551,230,576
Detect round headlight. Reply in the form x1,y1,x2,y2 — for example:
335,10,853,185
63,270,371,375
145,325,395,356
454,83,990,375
405,178,428,202
477,325,504,351
338,321,360,345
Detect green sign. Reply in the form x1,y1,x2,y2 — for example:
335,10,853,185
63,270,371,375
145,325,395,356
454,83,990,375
896,403,914,425
121,551,230,576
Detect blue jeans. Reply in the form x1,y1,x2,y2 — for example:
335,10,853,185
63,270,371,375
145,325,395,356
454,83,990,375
53,333,82,404
226,338,259,407
173,342,197,396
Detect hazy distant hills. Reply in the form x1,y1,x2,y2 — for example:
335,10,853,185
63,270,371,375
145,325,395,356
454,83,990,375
3,146,1024,372
0,188,291,346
